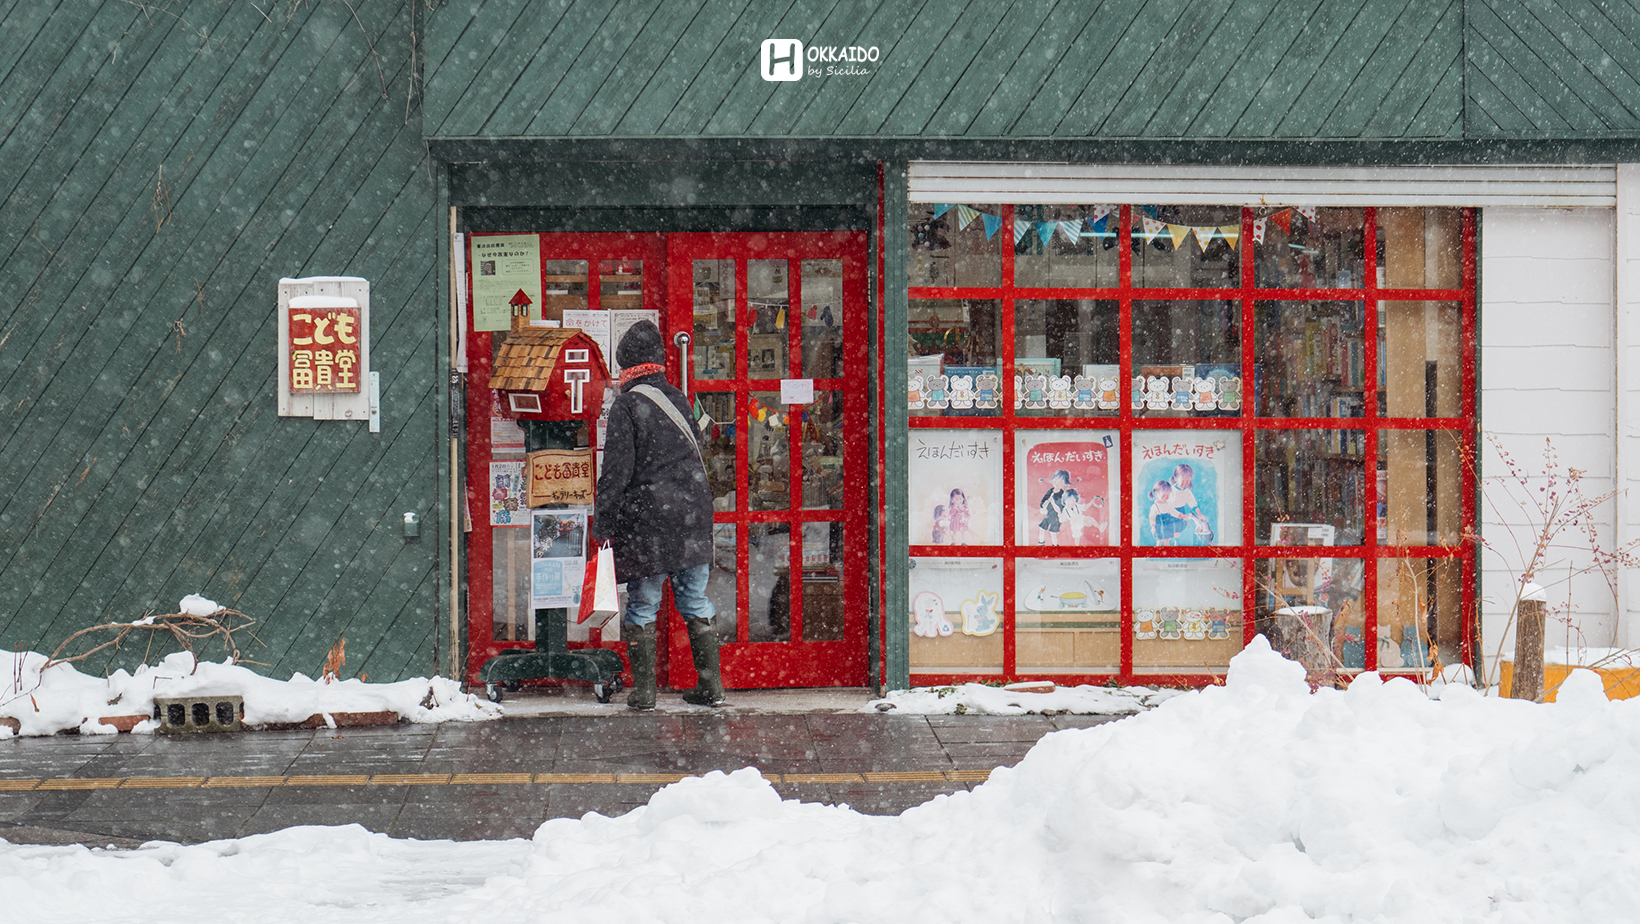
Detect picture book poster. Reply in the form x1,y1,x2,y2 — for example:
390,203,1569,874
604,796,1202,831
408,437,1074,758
908,430,1002,546
489,461,527,527
1018,431,1116,546
469,234,541,332
531,507,587,608
1132,431,1242,546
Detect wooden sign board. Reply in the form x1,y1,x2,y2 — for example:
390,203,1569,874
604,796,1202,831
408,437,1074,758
526,449,594,507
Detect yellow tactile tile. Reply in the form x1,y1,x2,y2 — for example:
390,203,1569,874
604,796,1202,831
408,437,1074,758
285,775,370,786
945,770,994,782
861,771,948,782
203,776,287,788
369,774,452,785
449,773,535,785
0,779,39,791
615,773,692,784
536,772,616,784
35,778,122,790
121,777,203,789
778,772,865,783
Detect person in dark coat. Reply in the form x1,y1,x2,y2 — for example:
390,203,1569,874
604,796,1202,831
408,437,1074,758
591,320,722,709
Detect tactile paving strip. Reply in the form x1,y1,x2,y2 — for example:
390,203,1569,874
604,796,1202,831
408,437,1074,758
0,769,994,790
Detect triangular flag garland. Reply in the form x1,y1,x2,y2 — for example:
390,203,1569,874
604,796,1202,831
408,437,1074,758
919,204,1327,254
745,395,816,430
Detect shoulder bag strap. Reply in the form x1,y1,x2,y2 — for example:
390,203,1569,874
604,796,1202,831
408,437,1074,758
631,384,706,468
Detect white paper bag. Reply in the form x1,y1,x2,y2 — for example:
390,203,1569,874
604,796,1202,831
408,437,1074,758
578,543,618,625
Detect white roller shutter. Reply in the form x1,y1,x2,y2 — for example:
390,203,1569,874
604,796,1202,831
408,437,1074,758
909,162,1617,207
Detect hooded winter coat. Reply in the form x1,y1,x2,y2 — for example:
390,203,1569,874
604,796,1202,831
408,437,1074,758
590,321,714,581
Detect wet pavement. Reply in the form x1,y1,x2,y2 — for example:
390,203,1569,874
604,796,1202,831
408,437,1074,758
0,696,1119,847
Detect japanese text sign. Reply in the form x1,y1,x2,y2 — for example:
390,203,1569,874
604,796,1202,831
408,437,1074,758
288,307,362,393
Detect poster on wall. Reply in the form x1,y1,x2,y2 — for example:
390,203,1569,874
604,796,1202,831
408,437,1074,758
908,430,1003,545
530,507,587,609
489,461,527,527
470,234,542,333
1131,431,1242,546
1017,431,1117,546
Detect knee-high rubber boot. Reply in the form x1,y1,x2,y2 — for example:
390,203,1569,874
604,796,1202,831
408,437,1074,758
625,621,656,711
681,618,726,706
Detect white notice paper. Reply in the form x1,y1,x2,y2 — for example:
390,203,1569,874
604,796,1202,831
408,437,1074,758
780,378,814,405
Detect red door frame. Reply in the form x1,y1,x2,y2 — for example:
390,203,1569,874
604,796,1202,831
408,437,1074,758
665,232,871,688
463,232,666,684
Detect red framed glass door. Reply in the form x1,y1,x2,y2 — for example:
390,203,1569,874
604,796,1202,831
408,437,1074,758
665,232,870,688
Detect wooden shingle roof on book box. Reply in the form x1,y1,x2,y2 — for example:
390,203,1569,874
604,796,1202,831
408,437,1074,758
492,326,609,421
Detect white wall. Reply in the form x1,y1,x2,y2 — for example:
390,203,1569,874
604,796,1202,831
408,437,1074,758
1480,206,1617,672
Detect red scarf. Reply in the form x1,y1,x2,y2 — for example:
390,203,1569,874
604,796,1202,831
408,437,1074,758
619,363,666,388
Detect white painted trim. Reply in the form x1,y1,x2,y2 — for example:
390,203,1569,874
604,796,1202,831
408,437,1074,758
1618,164,1640,648
909,162,1618,207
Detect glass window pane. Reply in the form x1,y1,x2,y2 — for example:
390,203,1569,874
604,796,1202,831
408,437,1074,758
1378,430,1464,546
801,523,845,642
1132,300,1241,418
748,390,790,511
1133,431,1242,546
909,203,1002,287
1016,558,1119,673
1378,301,1462,417
909,430,1003,546
909,299,1001,418
1132,206,1241,288
1017,430,1117,547
1257,557,1365,677
748,259,790,379
1014,299,1118,417
1013,205,1119,287
707,524,738,643
750,523,790,643
1256,430,1365,546
1378,208,1462,290
1253,207,1365,289
1375,558,1461,672
697,392,737,510
1255,301,1367,417
1133,558,1245,673
692,259,736,381
800,259,844,378
491,526,532,642
801,389,845,509
598,258,642,310
909,557,1003,675
541,259,588,324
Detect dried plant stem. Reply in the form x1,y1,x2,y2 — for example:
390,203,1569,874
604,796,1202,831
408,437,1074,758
45,609,263,675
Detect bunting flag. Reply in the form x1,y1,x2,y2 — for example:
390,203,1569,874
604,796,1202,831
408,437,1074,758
1035,221,1055,246
776,306,786,329
1087,212,1113,234
1252,217,1268,244
1269,209,1293,233
1218,224,1240,249
955,204,980,231
1140,216,1167,242
1168,223,1192,250
1014,219,1032,245
921,203,1318,254
1088,204,1115,224
981,212,1003,240
1057,220,1083,244
932,204,953,219
1193,226,1218,251
1296,206,1319,223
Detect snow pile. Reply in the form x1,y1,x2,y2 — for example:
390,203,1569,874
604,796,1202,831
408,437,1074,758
1541,646,1640,669
0,650,499,737
866,681,1184,715
6,638,1640,922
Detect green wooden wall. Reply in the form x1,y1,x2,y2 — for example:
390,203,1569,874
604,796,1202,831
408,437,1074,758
1468,0,1640,136
425,0,1465,141
0,1,444,682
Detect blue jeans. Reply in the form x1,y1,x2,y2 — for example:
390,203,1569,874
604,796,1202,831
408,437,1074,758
624,563,715,629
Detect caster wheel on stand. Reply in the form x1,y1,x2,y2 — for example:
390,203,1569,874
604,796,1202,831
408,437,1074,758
485,683,503,703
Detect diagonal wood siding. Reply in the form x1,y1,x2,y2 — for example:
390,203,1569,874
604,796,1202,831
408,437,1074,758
1468,0,1640,137
0,0,443,683
424,0,1466,140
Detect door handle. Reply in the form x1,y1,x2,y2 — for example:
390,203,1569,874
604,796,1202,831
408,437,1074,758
674,331,692,399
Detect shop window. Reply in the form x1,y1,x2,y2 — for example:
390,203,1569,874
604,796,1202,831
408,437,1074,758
905,204,1475,684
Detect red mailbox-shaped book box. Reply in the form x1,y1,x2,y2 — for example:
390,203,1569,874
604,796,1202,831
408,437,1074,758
490,325,610,423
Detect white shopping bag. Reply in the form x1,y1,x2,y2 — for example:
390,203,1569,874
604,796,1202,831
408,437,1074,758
578,543,619,625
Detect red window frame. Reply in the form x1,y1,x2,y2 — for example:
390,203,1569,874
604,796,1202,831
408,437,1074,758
906,205,1478,687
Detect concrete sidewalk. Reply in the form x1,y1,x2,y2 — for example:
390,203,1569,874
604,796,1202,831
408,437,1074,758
0,689,1118,848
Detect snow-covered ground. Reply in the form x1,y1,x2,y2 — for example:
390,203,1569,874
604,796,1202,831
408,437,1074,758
865,680,1185,715
5,637,1639,922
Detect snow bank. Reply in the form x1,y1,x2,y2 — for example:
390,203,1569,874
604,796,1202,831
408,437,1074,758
6,637,1640,922
866,681,1184,715
0,650,498,737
